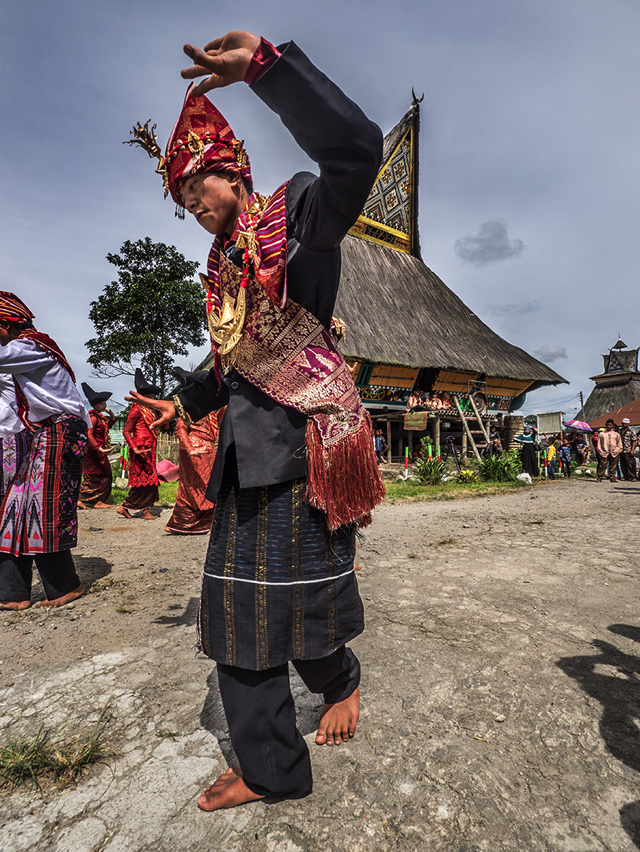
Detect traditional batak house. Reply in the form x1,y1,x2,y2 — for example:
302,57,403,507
583,339,640,425
332,96,566,459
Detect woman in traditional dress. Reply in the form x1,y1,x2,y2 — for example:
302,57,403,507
165,411,220,534
164,367,220,534
117,369,161,520
0,292,90,610
78,382,115,508
515,425,540,477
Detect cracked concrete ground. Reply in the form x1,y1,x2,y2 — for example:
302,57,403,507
2,478,640,850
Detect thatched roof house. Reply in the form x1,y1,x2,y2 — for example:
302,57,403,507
334,97,566,416
583,339,640,423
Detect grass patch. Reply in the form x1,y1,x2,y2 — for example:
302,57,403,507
0,704,114,790
110,481,178,507
384,478,538,503
428,537,457,547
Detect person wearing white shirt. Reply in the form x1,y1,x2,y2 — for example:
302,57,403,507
0,292,89,610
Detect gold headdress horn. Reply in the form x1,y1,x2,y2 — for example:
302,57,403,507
124,121,170,198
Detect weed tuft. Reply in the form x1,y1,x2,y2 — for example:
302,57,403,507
0,703,114,791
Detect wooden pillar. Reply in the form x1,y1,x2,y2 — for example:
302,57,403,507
433,418,440,455
386,419,392,463
461,430,468,458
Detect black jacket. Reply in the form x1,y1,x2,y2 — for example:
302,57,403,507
177,41,383,502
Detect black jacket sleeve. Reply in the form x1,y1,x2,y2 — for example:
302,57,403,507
175,368,228,424
251,41,383,252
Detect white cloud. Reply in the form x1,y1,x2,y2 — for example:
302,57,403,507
454,220,525,266
533,344,568,363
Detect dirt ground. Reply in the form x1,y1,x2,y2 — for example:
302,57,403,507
2,478,640,851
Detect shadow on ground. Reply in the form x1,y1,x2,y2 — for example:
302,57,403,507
558,623,640,849
152,595,199,627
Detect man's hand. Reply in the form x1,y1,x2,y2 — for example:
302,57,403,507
125,393,177,430
181,30,261,96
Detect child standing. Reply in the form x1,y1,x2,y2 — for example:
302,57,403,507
547,440,556,480
559,438,572,478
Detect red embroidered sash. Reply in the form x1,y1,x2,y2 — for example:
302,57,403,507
216,253,385,530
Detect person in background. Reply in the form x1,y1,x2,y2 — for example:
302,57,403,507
489,428,503,456
0,292,89,610
78,383,115,508
165,368,221,535
118,369,162,520
374,429,387,464
619,417,637,481
559,438,572,478
591,429,600,464
597,419,623,482
546,439,557,480
574,433,589,466
514,425,539,477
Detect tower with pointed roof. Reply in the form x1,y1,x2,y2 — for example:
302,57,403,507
583,339,640,422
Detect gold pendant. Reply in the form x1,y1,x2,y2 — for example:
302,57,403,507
208,288,247,357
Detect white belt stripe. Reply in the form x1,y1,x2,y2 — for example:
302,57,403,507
203,567,354,587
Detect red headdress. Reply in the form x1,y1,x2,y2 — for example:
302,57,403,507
0,290,75,382
125,85,251,214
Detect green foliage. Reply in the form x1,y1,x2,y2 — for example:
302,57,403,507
478,449,521,482
86,238,206,396
455,468,480,484
524,414,537,426
414,455,446,485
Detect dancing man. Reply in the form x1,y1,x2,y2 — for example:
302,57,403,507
127,30,384,808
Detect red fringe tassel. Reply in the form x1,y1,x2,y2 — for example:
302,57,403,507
305,414,386,531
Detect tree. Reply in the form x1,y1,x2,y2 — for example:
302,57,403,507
86,238,207,396
524,414,537,426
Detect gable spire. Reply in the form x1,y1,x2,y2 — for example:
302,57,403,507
348,96,421,257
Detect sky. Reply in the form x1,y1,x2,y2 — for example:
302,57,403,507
2,0,640,419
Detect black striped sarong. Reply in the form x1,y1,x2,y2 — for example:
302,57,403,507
199,455,364,671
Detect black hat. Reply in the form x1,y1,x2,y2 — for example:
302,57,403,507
134,368,161,396
81,382,112,406
172,365,209,387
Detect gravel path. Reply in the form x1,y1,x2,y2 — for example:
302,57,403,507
2,479,640,851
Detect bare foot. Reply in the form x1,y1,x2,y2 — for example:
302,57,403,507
77,501,88,510
140,508,154,520
0,600,31,610
315,686,359,746
117,506,132,519
354,563,362,571
197,767,264,811
35,584,84,609
93,501,111,508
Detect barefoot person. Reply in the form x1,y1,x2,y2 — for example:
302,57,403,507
118,369,161,520
78,383,115,509
0,293,89,610
127,30,383,810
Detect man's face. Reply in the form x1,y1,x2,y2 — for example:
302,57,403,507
180,171,242,236
94,401,107,412
606,422,614,430
0,324,12,346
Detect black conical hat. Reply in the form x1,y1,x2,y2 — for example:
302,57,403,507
81,382,112,406
172,365,209,387
134,368,161,396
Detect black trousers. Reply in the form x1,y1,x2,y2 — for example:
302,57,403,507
0,550,81,602
217,645,360,797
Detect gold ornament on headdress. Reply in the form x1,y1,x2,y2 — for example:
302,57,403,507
123,121,170,198
232,139,248,170
187,130,206,170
